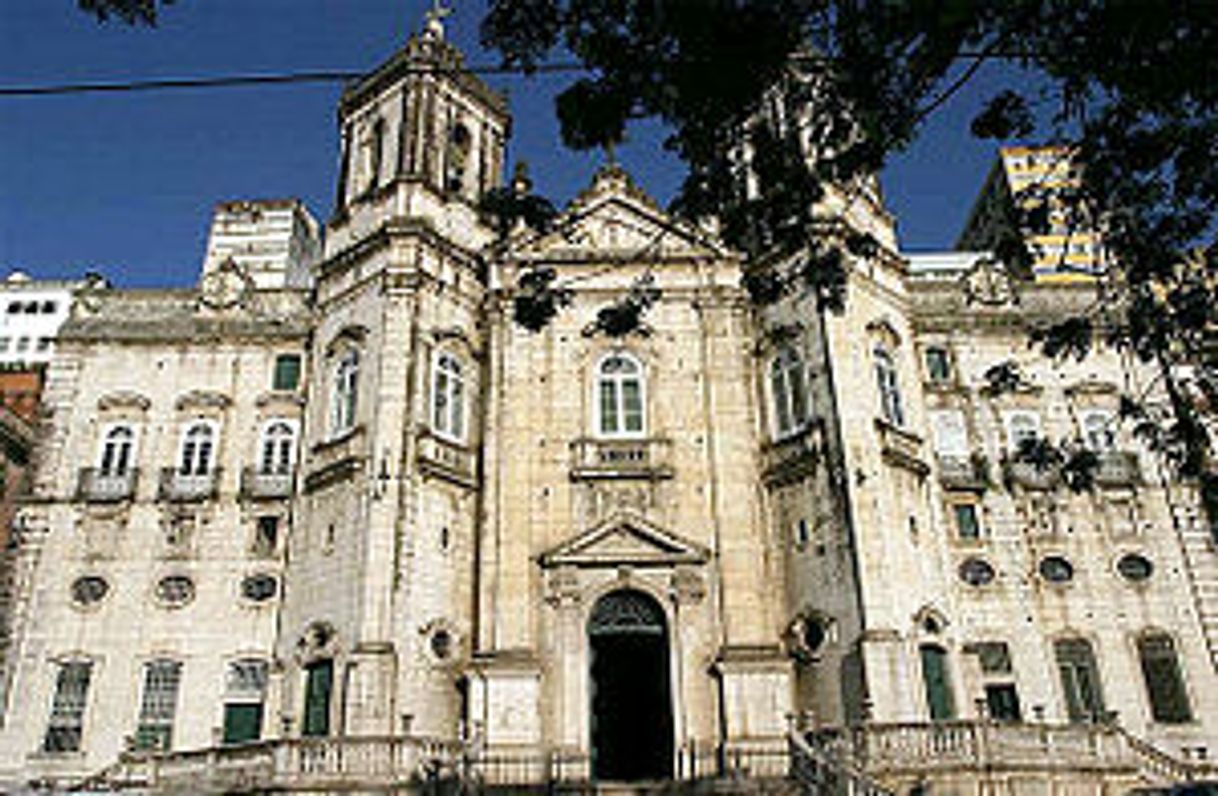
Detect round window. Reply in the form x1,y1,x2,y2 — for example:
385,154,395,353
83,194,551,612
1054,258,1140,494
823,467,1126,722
241,574,278,602
430,629,453,660
1117,553,1153,582
1039,556,1074,583
959,558,996,586
156,575,196,606
71,576,109,606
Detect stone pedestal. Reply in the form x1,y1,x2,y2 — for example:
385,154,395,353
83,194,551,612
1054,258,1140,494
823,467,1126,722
468,650,543,749
714,645,793,741
343,643,397,735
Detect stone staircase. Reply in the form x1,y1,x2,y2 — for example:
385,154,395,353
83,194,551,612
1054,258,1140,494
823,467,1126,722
1175,501,1218,671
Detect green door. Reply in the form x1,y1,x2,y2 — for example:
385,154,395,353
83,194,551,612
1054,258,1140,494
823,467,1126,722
919,645,956,721
302,660,333,737
222,703,263,744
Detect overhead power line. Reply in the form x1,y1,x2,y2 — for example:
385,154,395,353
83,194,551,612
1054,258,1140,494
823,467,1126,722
0,62,587,98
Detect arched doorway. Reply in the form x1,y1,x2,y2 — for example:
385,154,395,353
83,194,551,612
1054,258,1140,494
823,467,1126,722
588,589,673,781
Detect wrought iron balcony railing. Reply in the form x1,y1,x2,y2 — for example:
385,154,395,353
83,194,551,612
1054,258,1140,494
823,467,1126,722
76,468,138,502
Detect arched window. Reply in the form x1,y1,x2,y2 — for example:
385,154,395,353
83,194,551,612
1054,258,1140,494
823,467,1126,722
1081,411,1115,451
99,425,135,476
1005,411,1042,451
770,347,809,437
1054,638,1105,722
874,345,905,426
1137,633,1192,723
331,349,360,434
432,353,465,441
597,353,645,437
259,421,296,475
179,423,216,476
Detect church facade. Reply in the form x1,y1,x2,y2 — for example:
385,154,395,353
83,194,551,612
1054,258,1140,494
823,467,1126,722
2,20,1218,795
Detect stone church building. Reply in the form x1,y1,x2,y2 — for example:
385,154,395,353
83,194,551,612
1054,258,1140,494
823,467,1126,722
2,17,1217,795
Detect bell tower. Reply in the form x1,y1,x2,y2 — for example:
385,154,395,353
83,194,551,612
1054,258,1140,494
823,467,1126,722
278,12,507,742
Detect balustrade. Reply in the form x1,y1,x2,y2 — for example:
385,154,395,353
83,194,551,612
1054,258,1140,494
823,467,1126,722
76,468,138,502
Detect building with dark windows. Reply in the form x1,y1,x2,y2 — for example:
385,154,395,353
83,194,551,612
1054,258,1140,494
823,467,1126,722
0,12,1216,795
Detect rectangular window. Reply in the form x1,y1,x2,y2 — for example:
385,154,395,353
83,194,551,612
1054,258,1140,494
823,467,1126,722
969,641,1013,675
621,381,643,433
919,645,956,721
135,660,182,751
599,381,618,435
985,684,1023,721
255,516,279,555
15,337,29,353
953,504,981,539
36,337,52,352
925,347,952,383
43,661,92,753
302,659,334,737
1138,635,1192,723
223,659,268,744
273,354,302,391
0,337,10,353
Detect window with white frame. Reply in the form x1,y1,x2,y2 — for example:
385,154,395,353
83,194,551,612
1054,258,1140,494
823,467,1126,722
135,659,182,751
99,425,135,476
223,658,269,744
259,421,296,475
770,347,810,437
330,349,360,434
1081,410,1115,451
432,353,466,441
179,422,216,475
42,660,92,753
597,353,645,436
873,344,905,426
930,410,969,455
1004,411,1042,451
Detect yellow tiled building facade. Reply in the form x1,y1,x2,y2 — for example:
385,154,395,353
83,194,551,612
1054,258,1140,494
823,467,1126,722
2,24,1217,795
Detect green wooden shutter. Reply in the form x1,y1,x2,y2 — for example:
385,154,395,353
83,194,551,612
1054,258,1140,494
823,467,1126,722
919,645,956,721
302,660,333,737
223,703,264,744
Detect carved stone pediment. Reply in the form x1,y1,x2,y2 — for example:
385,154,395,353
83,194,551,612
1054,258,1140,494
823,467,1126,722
539,511,709,569
508,166,730,263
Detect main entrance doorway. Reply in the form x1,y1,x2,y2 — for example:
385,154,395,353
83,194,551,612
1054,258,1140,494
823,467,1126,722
588,589,673,781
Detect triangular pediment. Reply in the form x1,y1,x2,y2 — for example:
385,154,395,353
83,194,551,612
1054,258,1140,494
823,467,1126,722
507,166,732,263
539,511,710,568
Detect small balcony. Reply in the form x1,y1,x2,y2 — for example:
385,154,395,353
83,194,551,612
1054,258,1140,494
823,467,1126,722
76,468,138,502
158,468,221,502
418,431,478,488
937,454,989,491
1001,458,1059,490
876,419,930,476
760,422,824,486
569,437,674,481
240,467,294,500
1094,450,1140,488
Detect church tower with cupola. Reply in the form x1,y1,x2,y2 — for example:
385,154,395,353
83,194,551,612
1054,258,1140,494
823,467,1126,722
278,9,507,740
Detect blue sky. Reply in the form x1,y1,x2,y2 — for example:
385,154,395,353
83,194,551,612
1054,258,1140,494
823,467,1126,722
0,0,1009,288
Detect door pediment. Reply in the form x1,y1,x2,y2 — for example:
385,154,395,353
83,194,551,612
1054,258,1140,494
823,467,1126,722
539,511,709,568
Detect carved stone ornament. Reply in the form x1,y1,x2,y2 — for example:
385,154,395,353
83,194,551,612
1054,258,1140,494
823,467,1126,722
199,258,254,310
544,566,582,607
962,257,1018,306
670,566,705,604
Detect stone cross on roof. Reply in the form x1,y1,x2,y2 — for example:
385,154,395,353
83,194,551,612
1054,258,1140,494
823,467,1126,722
422,0,453,40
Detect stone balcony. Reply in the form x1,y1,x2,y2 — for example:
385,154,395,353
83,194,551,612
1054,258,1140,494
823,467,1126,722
158,468,221,502
76,468,138,502
760,422,824,486
1094,450,1141,488
876,420,930,477
417,431,478,488
936,454,989,491
569,437,674,481
240,467,294,500
1001,458,1060,490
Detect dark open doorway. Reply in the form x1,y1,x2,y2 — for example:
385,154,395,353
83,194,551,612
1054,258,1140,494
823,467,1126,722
588,589,673,782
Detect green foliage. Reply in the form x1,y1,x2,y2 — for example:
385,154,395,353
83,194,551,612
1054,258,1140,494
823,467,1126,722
78,0,173,25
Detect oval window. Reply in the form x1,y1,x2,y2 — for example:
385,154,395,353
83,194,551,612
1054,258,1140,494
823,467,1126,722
959,558,996,586
1117,553,1153,582
1038,556,1074,583
430,628,453,660
156,575,196,607
71,576,109,606
241,574,278,602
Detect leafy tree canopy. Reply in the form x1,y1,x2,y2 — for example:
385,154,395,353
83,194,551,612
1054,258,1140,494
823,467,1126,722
78,0,173,25
482,0,1218,508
